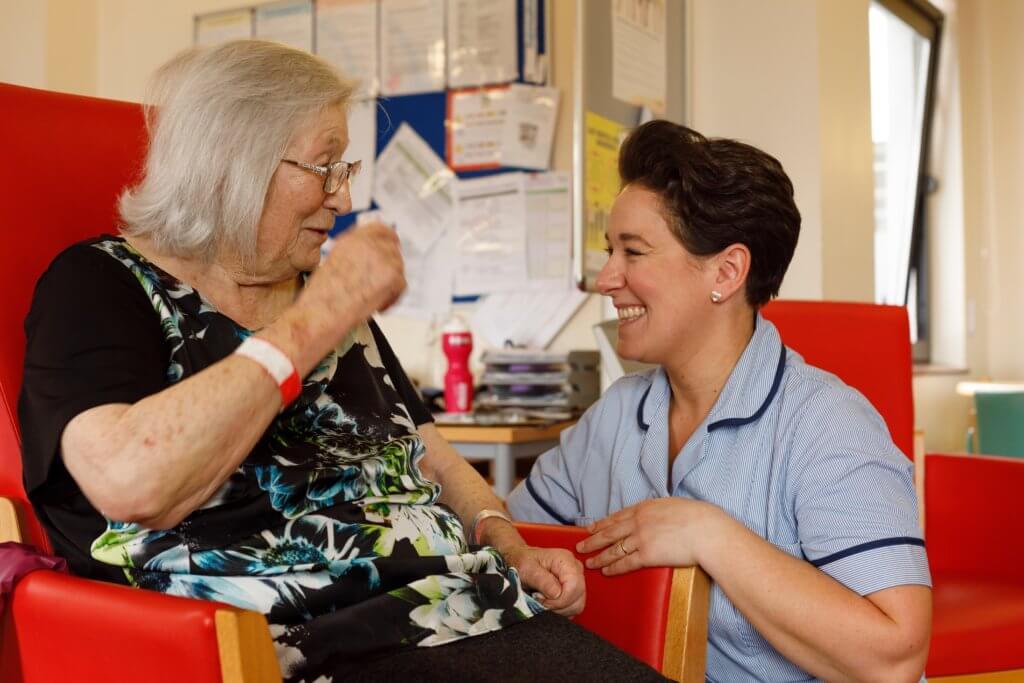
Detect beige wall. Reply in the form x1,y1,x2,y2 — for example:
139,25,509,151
0,0,97,95
0,1,46,89
688,0,876,303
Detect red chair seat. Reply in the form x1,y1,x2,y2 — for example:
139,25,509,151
928,574,1024,676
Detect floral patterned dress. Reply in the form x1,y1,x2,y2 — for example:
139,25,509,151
19,237,542,681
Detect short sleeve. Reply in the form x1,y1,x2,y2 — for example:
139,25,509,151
19,241,168,497
789,391,931,595
368,320,433,426
507,398,610,524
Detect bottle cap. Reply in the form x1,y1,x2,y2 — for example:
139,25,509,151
443,314,470,335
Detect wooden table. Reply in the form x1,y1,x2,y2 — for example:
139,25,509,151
436,420,576,497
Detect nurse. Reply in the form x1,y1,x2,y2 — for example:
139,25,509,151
507,121,932,682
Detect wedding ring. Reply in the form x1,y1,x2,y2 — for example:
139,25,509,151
617,540,629,556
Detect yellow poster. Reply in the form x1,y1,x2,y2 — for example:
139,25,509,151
583,112,627,275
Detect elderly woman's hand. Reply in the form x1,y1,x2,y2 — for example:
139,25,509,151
300,221,406,334
576,498,723,576
502,544,586,617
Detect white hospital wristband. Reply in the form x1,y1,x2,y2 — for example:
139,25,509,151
234,336,301,409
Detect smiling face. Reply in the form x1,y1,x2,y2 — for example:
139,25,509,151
252,104,352,279
596,184,719,365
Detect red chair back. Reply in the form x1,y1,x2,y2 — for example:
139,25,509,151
922,452,1023,581
762,300,915,459
0,83,147,549
514,523,691,673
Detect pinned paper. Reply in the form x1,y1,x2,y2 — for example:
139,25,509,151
316,0,380,96
373,123,455,252
380,0,447,96
501,84,559,170
195,9,253,46
447,86,508,171
446,0,518,88
453,173,529,296
255,0,313,52
346,99,377,212
611,0,667,114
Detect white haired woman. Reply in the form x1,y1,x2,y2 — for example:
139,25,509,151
18,41,667,681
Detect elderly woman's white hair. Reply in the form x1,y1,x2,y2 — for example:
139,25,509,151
119,40,355,264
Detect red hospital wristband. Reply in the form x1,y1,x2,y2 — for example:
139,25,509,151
234,336,301,409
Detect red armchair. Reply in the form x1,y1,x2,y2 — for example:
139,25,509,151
763,300,1024,680
0,83,708,682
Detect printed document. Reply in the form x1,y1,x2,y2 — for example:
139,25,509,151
380,0,446,95
453,173,529,296
373,123,455,252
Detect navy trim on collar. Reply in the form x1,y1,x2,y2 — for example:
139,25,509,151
708,342,787,432
525,475,572,525
636,385,653,431
811,537,926,568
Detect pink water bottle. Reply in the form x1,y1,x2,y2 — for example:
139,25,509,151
442,315,474,413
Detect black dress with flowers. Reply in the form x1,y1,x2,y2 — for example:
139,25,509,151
19,237,546,680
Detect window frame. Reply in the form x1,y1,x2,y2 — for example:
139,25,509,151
872,0,944,363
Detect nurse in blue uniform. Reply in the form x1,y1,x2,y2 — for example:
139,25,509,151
507,121,932,682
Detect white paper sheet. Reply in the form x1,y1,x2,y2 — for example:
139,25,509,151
346,99,377,212
255,0,313,52
524,171,572,288
357,209,454,319
611,0,667,114
380,0,447,96
195,9,253,46
446,0,518,88
372,123,455,252
472,288,589,349
500,84,559,170
316,0,380,96
453,173,529,296
447,87,508,170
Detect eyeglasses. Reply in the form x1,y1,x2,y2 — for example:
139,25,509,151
280,158,362,194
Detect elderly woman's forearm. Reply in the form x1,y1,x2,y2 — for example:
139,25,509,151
62,354,282,529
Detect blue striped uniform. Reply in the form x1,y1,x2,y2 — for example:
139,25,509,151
507,314,931,682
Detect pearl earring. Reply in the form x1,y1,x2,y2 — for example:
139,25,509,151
710,290,723,303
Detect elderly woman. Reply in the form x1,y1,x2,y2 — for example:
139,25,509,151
508,121,932,682
18,41,667,682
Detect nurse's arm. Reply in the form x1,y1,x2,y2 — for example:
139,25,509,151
697,512,931,683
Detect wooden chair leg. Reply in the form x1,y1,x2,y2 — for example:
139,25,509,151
661,566,710,682
0,497,23,543
215,609,283,683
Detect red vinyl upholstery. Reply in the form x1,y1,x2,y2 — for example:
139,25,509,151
0,82,148,551
514,523,675,670
761,300,915,459
0,570,229,683
0,82,245,683
921,452,1024,676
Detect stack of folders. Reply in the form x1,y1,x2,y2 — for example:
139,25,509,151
476,349,600,421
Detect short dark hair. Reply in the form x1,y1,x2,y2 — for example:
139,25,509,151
618,120,801,307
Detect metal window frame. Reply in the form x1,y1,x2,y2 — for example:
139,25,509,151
874,0,944,363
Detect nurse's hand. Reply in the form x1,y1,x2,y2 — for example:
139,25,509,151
576,498,724,575
503,544,586,616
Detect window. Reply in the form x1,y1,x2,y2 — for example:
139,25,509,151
868,0,943,361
